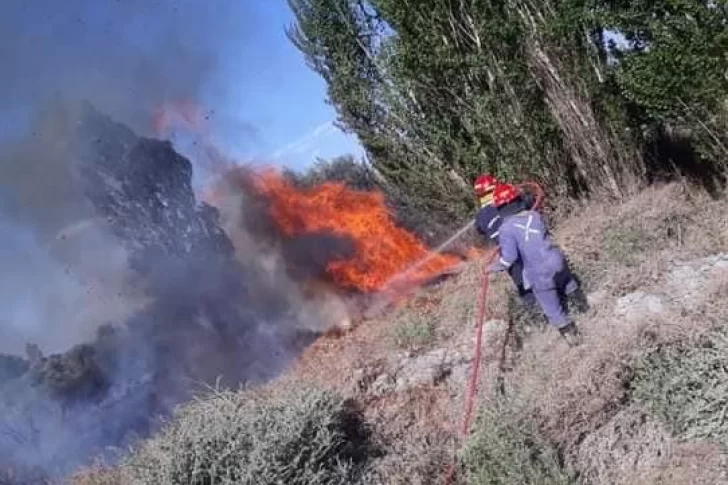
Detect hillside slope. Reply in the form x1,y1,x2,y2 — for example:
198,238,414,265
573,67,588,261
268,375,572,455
74,183,728,485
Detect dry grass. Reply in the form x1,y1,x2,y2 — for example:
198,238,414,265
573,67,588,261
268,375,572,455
281,183,728,484
69,465,121,485
389,311,437,350
360,386,457,485
484,183,728,483
68,182,728,485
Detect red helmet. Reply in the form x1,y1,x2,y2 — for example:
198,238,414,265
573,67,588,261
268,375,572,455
473,174,497,197
493,183,520,207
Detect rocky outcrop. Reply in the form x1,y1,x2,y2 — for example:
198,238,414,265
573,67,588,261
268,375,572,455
350,319,508,397
614,253,728,321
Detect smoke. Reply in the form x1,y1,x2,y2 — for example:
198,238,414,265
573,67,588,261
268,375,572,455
0,0,258,136
0,0,262,356
0,2,379,479
0,106,145,358
0,2,356,478
0,101,357,479
0,216,142,356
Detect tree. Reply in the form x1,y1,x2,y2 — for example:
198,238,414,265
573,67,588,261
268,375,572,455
596,0,728,166
287,0,728,223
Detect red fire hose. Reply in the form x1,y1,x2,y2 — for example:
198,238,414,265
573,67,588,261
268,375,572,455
444,181,543,484
518,181,545,210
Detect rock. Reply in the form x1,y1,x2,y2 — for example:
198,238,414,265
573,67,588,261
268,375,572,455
615,291,665,321
665,253,728,310
449,361,472,385
370,373,396,396
392,347,470,392
612,254,728,321
587,290,609,306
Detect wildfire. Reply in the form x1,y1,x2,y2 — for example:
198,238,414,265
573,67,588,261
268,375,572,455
251,168,463,293
153,99,471,296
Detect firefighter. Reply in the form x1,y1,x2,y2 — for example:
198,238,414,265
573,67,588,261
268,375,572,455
487,183,586,346
473,175,536,308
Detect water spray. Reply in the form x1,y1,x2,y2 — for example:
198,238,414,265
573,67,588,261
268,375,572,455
379,181,544,295
381,219,476,293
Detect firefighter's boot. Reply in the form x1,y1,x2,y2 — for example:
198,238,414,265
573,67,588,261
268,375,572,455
559,322,582,347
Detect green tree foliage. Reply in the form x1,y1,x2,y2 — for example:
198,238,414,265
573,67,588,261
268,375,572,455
595,0,728,163
288,0,728,227
284,155,379,190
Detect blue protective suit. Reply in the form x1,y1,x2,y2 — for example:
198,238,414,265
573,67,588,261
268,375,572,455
475,195,536,306
488,209,579,328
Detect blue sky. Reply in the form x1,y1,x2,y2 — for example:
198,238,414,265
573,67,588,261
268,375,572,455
0,0,364,171
0,1,625,173
201,2,364,170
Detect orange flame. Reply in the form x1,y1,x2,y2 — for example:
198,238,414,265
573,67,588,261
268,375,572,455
252,168,463,293
152,99,470,296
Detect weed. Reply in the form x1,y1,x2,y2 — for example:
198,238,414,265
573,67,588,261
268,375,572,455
119,385,377,485
390,314,436,350
462,400,572,485
602,223,655,267
505,291,546,349
631,328,728,441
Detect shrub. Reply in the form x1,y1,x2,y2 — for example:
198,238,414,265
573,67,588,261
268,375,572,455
120,385,376,485
390,313,436,350
28,344,108,405
462,401,572,485
601,209,693,268
631,328,728,441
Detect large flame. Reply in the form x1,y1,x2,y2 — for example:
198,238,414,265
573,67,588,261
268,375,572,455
153,99,467,295
252,168,463,293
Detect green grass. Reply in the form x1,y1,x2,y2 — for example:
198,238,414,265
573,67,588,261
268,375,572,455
390,313,436,350
462,400,573,485
120,385,378,485
631,328,728,441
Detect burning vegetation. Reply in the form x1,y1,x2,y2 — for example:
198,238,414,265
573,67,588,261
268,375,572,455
216,167,465,293
0,101,471,482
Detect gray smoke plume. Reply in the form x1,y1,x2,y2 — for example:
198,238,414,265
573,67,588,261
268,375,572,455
0,0,260,356
0,102,350,480
0,2,354,480
0,0,258,137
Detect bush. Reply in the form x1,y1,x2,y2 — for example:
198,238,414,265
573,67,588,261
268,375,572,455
601,209,693,268
28,344,108,405
462,401,572,485
631,328,728,441
120,385,376,485
390,313,436,350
